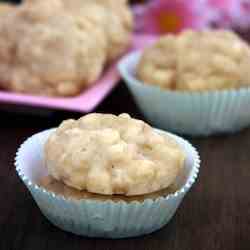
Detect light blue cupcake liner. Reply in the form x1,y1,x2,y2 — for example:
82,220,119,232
118,51,250,136
15,129,200,239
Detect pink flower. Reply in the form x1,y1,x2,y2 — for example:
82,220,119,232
208,0,238,12
133,0,211,34
206,0,241,28
209,0,250,30
132,4,147,32
233,0,250,29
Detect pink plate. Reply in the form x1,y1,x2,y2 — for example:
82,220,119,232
0,35,156,113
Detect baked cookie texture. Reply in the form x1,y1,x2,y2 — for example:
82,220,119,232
137,30,250,91
0,0,133,96
93,0,133,61
0,0,106,96
0,3,14,15
39,175,178,202
45,113,185,196
62,0,133,62
137,35,177,89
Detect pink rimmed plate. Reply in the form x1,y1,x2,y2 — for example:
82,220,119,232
0,35,156,113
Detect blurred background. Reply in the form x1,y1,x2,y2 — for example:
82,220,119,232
3,0,250,35
1,0,250,122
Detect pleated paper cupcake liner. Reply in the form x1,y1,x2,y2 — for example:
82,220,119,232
15,129,200,238
119,51,250,136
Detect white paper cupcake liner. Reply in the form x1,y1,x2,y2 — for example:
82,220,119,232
15,129,200,238
118,51,250,136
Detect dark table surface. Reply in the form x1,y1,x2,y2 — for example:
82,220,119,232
0,82,250,250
